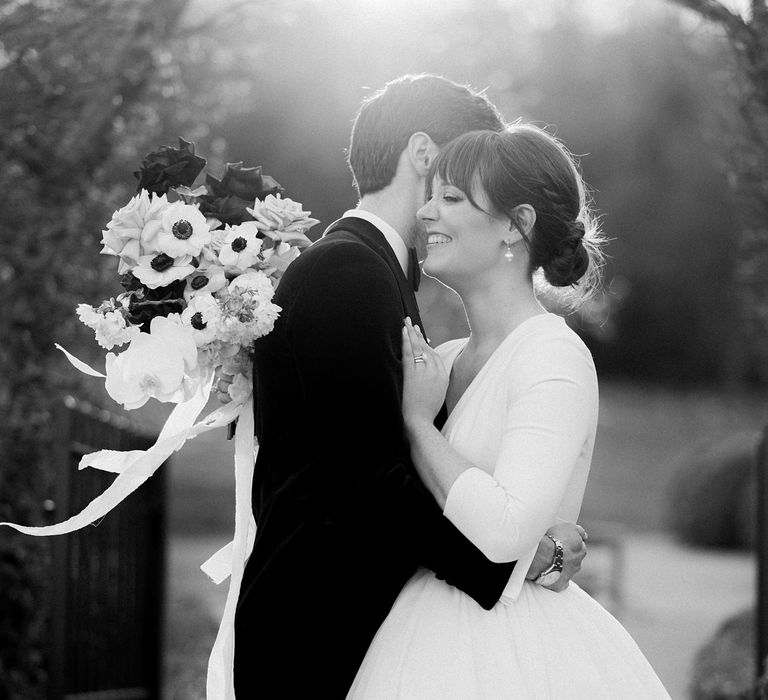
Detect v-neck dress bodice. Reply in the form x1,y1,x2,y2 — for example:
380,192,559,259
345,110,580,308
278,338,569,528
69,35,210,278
436,314,598,600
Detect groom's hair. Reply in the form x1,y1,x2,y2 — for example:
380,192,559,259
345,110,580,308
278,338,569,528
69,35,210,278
347,74,504,197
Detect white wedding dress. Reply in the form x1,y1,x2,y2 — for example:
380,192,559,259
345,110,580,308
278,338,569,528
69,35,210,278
348,314,669,699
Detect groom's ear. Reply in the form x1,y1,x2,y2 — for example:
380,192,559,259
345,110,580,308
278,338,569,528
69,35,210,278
407,132,439,177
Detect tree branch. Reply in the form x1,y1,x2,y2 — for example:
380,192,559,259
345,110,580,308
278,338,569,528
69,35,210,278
181,0,255,36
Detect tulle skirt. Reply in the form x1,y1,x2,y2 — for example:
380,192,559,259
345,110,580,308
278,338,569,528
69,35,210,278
348,569,670,699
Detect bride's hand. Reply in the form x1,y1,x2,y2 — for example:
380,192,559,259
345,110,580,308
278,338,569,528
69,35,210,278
401,318,449,426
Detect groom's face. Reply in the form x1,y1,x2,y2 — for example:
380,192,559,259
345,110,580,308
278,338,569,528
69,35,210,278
407,216,429,261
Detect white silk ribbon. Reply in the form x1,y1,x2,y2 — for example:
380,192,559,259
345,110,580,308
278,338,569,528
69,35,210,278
54,343,106,378
205,399,257,700
201,514,257,585
0,375,223,536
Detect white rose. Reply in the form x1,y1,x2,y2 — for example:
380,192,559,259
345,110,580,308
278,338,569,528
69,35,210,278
246,193,319,246
101,190,169,273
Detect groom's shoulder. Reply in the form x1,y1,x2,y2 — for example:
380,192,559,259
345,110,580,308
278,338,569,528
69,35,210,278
277,230,395,304
290,229,387,276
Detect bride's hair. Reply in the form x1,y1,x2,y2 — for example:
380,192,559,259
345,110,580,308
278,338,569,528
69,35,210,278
427,123,605,305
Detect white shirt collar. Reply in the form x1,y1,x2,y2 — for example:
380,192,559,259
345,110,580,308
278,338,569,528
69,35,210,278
340,208,409,275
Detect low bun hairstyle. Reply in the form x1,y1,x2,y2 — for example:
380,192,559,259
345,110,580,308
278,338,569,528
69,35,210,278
427,123,605,303
541,219,589,288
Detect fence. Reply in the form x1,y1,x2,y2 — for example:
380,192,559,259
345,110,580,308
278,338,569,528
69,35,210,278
47,396,167,700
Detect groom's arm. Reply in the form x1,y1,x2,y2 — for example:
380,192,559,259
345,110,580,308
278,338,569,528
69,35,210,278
288,240,513,609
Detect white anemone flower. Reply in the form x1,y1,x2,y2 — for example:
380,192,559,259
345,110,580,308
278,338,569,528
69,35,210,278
184,263,227,301
217,222,263,271
156,202,212,258
133,253,196,289
180,292,221,347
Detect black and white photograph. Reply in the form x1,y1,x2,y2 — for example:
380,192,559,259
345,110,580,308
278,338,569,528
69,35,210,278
1,1,767,698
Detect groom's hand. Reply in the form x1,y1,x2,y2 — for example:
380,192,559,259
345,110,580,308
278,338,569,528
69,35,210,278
215,368,234,404
526,521,588,592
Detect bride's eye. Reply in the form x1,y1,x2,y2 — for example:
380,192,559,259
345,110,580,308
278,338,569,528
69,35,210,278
442,193,461,203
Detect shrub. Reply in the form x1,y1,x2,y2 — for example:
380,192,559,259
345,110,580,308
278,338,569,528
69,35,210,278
691,608,755,700
667,431,759,549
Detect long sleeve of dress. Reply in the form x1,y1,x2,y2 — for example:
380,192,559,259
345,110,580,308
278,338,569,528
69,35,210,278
442,323,598,565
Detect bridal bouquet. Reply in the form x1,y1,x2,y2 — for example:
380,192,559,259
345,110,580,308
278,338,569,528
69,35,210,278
71,138,317,409
2,138,319,699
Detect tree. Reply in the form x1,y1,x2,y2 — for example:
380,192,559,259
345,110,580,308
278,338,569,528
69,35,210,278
670,0,768,381
0,1,193,696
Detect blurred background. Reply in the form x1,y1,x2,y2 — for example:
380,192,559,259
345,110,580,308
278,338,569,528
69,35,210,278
1,0,767,698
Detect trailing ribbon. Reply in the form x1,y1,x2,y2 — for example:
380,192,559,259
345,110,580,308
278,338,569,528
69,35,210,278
203,399,256,700
0,373,230,536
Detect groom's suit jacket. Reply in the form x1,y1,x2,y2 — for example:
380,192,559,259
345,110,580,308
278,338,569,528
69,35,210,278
234,216,516,698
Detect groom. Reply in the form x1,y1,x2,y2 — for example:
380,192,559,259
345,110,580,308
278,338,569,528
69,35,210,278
230,74,587,698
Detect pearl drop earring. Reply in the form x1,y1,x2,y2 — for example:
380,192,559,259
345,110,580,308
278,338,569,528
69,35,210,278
504,223,519,262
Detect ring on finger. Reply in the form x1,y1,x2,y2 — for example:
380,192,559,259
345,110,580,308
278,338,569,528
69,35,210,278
413,354,426,364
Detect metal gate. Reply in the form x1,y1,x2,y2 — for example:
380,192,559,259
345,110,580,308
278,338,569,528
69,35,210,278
48,396,167,700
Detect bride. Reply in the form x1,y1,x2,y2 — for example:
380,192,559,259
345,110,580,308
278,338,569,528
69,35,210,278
348,125,670,698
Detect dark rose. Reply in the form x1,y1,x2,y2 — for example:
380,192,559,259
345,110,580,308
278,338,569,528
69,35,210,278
199,162,283,226
198,195,253,226
134,138,207,196
206,162,283,202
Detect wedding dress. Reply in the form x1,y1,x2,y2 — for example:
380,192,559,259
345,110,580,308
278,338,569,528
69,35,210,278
348,314,669,699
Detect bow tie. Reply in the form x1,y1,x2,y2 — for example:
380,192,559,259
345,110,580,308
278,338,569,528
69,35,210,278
407,247,421,292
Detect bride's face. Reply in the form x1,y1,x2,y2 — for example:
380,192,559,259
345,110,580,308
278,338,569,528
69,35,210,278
417,178,508,286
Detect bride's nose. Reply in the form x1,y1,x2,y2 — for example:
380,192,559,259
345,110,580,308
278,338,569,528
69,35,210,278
417,199,436,221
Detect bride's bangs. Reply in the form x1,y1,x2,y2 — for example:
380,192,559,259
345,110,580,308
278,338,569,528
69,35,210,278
429,131,496,211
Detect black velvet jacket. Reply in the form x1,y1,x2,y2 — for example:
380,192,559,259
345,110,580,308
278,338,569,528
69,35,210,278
233,217,515,698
